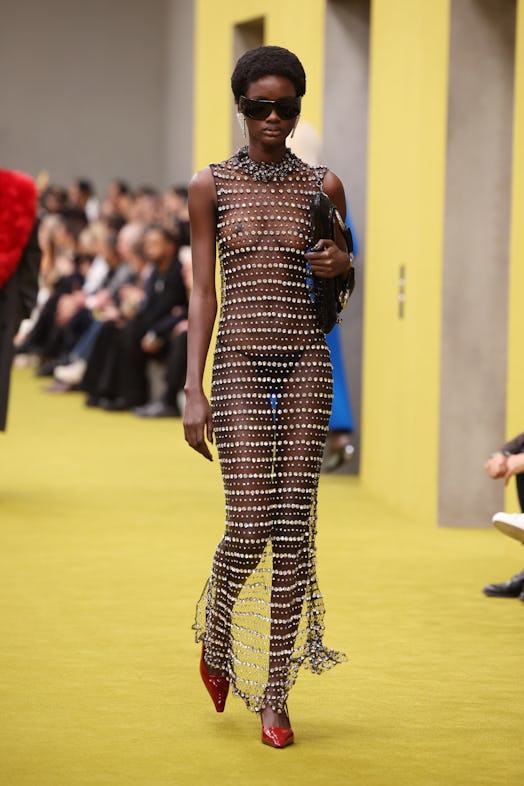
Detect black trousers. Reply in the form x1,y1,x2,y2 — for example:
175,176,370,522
517,473,524,513
164,331,187,410
83,317,165,407
82,321,121,400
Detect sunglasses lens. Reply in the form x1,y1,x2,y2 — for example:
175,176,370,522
275,98,301,119
239,98,271,120
239,96,301,121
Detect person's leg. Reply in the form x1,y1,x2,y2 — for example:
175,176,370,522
116,319,149,407
483,473,524,596
516,472,524,513
63,308,92,354
263,344,335,723
195,349,275,705
69,319,103,361
164,330,187,409
81,321,119,399
18,293,58,354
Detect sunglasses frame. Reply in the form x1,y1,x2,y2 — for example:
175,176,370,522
238,95,302,121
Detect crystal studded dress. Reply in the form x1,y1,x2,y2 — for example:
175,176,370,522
193,147,346,713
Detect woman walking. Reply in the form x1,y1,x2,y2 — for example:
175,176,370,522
183,45,350,747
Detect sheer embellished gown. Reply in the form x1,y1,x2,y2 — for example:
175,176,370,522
194,147,345,714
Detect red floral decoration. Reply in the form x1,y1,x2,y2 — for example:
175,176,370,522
0,169,38,288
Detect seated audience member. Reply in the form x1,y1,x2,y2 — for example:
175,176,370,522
82,225,187,410
36,226,122,377
100,179,133,223
78,223,110,296
483,432,524,600
133,309,188,418
131,186,162,225
53,223,149,387
163,185,190,246
68,178,99,222
17,210,87,371
50,225,145,388
134,245,191,418
14,177,191,417
15,213,63,346
40,185,68,216
485,432,524,506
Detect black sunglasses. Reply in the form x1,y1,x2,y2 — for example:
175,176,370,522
239,95,301,121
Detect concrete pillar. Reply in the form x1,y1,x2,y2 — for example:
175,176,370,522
165,0,195,185
323,0,371,472
438,0,517,525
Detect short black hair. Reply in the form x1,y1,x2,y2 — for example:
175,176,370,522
111,179,131,195
40,185,68,212
102,214,127,233
56,208,88,240
75,178,94,196
145,224,177,245
169,184,188,200
136,185,159,198
231,45,306,103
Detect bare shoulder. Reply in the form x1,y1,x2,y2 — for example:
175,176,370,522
320,169,346,218
188,167,217,218
322,170,345,205
189,166,216,199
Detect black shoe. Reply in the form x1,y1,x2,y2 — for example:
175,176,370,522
99,397,128,412
36,360,57,377
483,569,524,598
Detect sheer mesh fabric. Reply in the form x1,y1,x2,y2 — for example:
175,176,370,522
193,151,346,713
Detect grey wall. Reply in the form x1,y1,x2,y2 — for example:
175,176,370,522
439,0,516,525
165,0,195,184
0,0,194,193
323,0,371,472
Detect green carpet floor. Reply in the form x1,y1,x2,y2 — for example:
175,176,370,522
1,368,523,786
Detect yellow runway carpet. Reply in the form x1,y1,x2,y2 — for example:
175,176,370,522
1,369,523,786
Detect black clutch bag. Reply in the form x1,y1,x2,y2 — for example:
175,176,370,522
308,191,355,334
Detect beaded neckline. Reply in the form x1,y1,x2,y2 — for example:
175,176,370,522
234,146,300,183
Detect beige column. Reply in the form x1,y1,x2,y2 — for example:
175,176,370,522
165,0,196,186
438,0,517,525
323,0,371,472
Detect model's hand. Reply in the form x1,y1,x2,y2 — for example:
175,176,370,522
305,239,351,279
484,453,507,479
504,453,524,485
183,390,214,461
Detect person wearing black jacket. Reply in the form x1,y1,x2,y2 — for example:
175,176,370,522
483,431,524,600
83,225,187,410
133,316,188,418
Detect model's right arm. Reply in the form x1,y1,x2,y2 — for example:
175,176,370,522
183,167,218,461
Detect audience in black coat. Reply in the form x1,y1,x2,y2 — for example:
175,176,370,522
83,226,188,410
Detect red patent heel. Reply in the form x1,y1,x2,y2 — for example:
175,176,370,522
199,644,229,712
260,703,294,748
261,726,294,748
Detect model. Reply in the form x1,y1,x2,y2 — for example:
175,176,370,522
183,45,350,747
